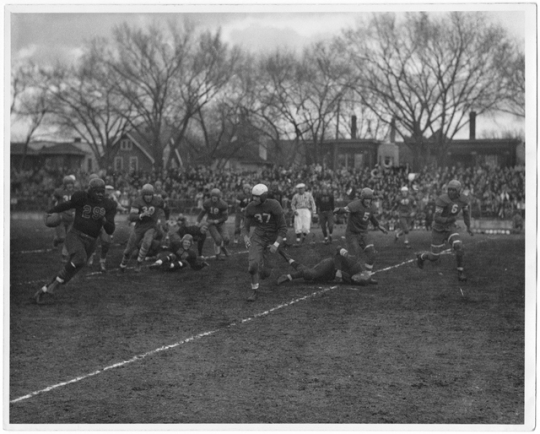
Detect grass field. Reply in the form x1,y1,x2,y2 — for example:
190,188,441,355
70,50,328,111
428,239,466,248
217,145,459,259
8,217,529,426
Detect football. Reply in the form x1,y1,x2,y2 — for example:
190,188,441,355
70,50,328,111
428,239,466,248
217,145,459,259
44,213,62,228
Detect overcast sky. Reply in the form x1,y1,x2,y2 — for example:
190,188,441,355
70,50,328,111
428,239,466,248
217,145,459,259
6,3,534,140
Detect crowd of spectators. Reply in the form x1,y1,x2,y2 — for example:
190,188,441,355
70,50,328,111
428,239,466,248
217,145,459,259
10,162,525,226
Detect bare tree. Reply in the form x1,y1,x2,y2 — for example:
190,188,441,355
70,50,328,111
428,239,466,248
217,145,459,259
497,51,525,118
340,12,517,169
10,63,52,171
38,40,133,171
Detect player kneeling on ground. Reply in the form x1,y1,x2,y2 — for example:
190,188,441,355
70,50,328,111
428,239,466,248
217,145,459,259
276,247,374,286
34,178,117,304
149,234,209,272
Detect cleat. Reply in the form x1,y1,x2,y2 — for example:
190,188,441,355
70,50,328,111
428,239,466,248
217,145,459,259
368,277,378,285
149,260,163,270
277,274,291,285
99,261,107,273
247,291,257,302
34,287,54,305
201,261,210,269
328,235,333,243
119,263,127,273
416,253,425,269
324,237,329,245
458,270,467,282
405,243,411,249
221,246,231,257
394,233,399,243
134,262,142,272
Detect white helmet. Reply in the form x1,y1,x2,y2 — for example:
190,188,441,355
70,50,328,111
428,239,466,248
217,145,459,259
252,184,268,197
401,186,409,192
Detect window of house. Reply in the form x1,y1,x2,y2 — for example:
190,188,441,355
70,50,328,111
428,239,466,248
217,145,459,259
120,139,133,151
114,156,123,171
129,156,138,171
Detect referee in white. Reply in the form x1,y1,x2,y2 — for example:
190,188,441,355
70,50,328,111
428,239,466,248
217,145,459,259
291,183,317,245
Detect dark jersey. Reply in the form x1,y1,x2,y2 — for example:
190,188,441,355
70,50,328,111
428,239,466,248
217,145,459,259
154,188,170,219
344,199,380,234
198,199,229,225
244,198,288,240
315,193,335,213
48,191,117,238
433,193,470,232
53,187,75,219
129,195,166,230
236,193,252,214
178,225,206,241
394,195,416,217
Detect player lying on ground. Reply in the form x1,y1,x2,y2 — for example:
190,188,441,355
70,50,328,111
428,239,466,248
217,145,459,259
148,234,209,272
34,178,117,304
276,248,375,286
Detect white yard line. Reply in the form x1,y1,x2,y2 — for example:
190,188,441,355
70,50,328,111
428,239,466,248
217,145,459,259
10,286,335,404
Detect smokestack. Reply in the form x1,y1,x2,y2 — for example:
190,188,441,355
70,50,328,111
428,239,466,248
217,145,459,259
390,117,396,143
469,111,476,140
351,115,357,139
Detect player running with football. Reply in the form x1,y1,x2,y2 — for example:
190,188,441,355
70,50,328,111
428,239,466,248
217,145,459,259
392,186,417,249
119,183,166,272
276,247,372,286
197,188,230,260
242,183,288,302
415,180,473,282
334,187,388,284
34,178,117,304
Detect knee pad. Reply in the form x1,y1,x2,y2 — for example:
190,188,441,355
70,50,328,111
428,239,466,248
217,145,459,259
453,240,464,256
364,245,376,263
248,261,259,275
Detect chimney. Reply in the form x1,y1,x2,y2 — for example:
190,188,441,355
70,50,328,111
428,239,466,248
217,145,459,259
469,111,476,140
351,115,357,140
390,117,396,143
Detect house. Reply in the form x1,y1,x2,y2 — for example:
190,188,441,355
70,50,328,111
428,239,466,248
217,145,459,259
11,140,89,172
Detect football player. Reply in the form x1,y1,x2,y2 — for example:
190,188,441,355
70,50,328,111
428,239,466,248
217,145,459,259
174,214,208,257
34,178,117,304
148,234,209,272
416,180,473,282
119,183,166,272
276,248,371,286
242,183,288,301
392,186,417,249
154,180,170,220
234,183,252,244
291,183,317,245
196,188,230,260
334,187,388,284
315,184,335,244
51,175,76,262
88,185,127,272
